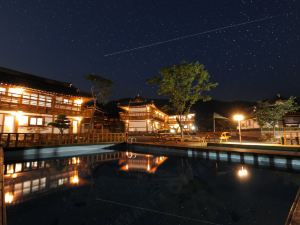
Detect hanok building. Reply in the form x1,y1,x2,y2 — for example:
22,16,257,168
119,95,197,134
0,67,92,134
168,113,196,134
119,96,169,133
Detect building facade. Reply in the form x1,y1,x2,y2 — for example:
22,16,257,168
119,96,196,134
119,96,169,133
0,67,92,134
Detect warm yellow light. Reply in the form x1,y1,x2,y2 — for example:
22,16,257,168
74,117,82,122
70,175,79,184
5,192,14,204
237,166,248,178
8,87,24,95
233,114,244,121
11,173,18,178
74,98,83,105
11,111,28,125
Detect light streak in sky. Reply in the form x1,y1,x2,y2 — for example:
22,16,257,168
104,15,277,57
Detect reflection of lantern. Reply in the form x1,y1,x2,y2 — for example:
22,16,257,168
70,174,79,184
237,166,248,178
5,192,14,204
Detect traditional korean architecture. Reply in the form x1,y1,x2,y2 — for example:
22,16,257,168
168,113,196,134
0,67,92,134
119,95,197,134
119,95,169,133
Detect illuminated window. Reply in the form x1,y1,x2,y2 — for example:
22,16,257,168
15,163,22,172
6,164,14,174
29,117,43,126
18,116,28,126
0,87,6,94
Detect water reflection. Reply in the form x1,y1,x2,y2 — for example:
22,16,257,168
237,166,249,179
119,151,168,173
4,151,125,205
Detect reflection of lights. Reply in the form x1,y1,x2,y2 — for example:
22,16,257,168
11,173,18,178
5,192,14,204
71,157,80,165
70,172,80,184
237,166,248,178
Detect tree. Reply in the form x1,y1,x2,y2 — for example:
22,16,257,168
147,61,218,140
255,96,299,139
48,114,71,135
85,74,113,133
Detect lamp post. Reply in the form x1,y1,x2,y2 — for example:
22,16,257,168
233,114,244,143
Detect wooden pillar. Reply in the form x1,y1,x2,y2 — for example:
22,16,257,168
0,147,7,225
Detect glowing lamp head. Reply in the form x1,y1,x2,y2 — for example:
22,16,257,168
233,114,244,122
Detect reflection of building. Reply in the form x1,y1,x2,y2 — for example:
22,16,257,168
119,95,196,133
0,67,92,134
119,96,169,133
119,152,167,173
4,151,124,204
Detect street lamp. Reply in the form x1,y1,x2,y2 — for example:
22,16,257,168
233,114,244,143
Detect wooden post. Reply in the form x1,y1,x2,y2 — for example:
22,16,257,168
0,147,7,225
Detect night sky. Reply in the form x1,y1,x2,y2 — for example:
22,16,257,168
0,0,299,101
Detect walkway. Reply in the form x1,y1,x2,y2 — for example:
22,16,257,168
134,141,300,157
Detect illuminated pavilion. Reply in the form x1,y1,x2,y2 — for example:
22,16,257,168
0,67,92,134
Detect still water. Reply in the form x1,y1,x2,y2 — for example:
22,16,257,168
3,148,300,225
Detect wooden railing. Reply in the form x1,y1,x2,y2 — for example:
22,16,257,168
0,92,92,117
0,133,126,149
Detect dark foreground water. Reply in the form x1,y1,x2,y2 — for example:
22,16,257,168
3,147,300,225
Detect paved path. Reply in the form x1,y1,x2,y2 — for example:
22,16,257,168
134,142,300,157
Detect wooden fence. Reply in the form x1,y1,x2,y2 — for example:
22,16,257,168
0,133,126,149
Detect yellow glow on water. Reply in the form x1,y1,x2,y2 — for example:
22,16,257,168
237,166,248,178
70,173,80,185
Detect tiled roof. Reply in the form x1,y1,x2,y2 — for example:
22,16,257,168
0,66,90,97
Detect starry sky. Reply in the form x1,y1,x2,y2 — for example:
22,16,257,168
0,0,299,101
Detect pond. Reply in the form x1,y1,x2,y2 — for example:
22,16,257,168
3,146,299,225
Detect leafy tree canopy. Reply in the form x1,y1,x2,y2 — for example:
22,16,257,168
147,61,218,116
48,114,71,135
255,96,299,128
